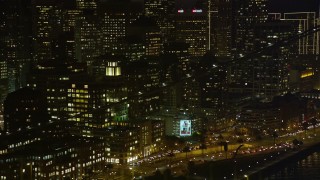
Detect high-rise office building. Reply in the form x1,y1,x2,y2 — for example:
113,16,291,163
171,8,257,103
229,0,269,98
27,60,87,121
98,1,142,55
175,5,208,59
233,0,268,56
122,58,160,119
0,61,8,103
267,5,320,92
32,0,61,62
252,21,293,100
163,42,200,109
28,58,128,136
75,9,101,66
269,12,320,55
0,2,8,102
57,1,80,61
158,53,181,109
128,16,163,56
199,52,228,118
32,0,75,63
144,0,175,43
111,16,162,62
0,0,32,95
229,21,294,101
66,78,127,135
99,6,127,54
211,0,233,58
32,0,100,65
0,104,3,131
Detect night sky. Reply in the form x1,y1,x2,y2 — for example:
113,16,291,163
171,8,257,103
65,0,320,13
268,0,319,13
164,0,320,13
174,0,319,14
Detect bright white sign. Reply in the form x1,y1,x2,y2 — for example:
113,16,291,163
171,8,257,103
180,120,191,136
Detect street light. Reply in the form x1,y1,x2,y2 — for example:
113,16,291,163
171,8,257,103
244,174,249,180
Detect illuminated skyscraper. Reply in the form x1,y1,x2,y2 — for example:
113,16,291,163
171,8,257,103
32,0,60,62
234,0,268,56
269,12,320,55
32,0,100,65
163,42,200,108
229,0,269,98
32,0,80,63
0,61,7,81
58,2,81,61
99,1,142,54
251,21,293,100
0,61,8,103
28,59,128,134
199,52,228,119
229,21,294,101
211,0,233,58
175,7,208,59
75,10,101,65
144,0,175,43
267,4,320,92
128,16,162,56
99,6,127,53
74,0,102,66
0,0,32,95
122,58,160,119
111,16,162,61
27,61,87,121
66,77,127,134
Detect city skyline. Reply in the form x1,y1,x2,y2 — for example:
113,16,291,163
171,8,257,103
0,0,320,179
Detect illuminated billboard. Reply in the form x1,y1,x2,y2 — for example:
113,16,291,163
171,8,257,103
192,9,202,13
180,120,191,136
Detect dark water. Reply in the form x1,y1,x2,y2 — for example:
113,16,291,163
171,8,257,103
265,151,320,180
